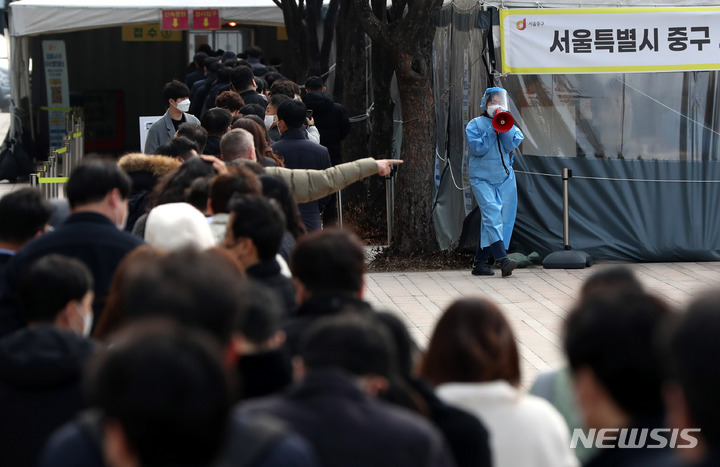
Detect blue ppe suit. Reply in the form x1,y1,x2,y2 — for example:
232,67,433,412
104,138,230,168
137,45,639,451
466,115,524,250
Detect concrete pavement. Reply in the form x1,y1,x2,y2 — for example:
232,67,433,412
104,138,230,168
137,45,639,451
364,261,720,387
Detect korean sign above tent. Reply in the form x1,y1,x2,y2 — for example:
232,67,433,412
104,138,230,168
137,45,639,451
500,7,720,74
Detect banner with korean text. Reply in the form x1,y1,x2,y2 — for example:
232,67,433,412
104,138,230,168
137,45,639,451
500,7,720,74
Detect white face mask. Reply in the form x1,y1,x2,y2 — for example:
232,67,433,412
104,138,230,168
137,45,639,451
75,304,93,337
176,99,191,113
264,114,275,131
486,105,501,117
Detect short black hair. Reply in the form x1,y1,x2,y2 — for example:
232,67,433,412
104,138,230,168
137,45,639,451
197,43,214,55
209,168,263,214
246,45,262,58
176,122,208,155
228,194,285,261
66,159,131,209
0,188,52,244
304,76,324,92
120,249,244,344
263,71,284,88
277,99,307,129
268,94,291,112
234,280,282,344
193,51,208,66
300,313,394,378
564,290,673,420
162,79,190,102
230,66,254,91
156,136,199,161
17,254,93,324
667,291,720,448
242,114,265,130
580,266,644,301
254,76,268,93
201,107,233,136
291,230,365,295
239,103,266,120
269,80,298,99
204,56,221,71
87,322,231,467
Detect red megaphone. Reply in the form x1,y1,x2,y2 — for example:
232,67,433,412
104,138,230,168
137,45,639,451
492,111,514,133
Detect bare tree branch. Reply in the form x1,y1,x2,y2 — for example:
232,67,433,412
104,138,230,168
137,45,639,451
320,0,341,72
349,0,390,46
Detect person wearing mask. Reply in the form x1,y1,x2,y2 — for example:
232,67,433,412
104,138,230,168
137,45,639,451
0,159,144,337
144,80,201,155
0,255,97,467
466,87,523,277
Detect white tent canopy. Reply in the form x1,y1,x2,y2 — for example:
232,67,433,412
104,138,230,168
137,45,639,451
9,0,286,37
7,0,289,135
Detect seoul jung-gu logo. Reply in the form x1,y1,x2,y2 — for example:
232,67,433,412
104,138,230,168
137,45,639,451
516,18,526,30
570,428,701,449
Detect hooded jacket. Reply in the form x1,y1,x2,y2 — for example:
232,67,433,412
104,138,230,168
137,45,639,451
118,153,182,232
0,325,96,467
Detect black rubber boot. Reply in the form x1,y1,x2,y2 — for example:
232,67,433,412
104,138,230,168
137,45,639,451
472,262,495,276
495,257,517,277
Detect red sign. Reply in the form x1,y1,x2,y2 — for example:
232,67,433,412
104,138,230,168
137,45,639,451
161,10,189,30
193,10,220,30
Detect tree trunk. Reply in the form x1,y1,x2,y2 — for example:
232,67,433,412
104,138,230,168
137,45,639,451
278,2,308,82
390,46,439,255
349,0,442,255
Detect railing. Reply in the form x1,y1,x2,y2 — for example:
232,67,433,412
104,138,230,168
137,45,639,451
29,114,84,199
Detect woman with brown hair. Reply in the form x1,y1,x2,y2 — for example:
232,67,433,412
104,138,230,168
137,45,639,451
420,297,578,467
231,117,284,168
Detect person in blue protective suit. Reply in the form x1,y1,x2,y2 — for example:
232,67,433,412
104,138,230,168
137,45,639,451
466,87,524,277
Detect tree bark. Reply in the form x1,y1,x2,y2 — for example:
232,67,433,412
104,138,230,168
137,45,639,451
275,0,339,80
350,0,442,255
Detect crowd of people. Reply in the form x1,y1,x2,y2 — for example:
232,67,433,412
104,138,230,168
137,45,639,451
0,45,718,467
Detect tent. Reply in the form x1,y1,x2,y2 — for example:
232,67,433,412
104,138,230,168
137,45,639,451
431,0,720,261
7,0,287,139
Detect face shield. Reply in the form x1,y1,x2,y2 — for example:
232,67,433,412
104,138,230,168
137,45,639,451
481,88,509,117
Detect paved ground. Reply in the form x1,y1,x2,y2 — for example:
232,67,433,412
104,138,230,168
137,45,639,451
364,261,720,388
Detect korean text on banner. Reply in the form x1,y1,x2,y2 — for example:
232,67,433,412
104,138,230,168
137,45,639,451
500,7,720,74
193,10,220,30
162,10,189,30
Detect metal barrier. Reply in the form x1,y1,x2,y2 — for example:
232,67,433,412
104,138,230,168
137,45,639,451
34,113,84,199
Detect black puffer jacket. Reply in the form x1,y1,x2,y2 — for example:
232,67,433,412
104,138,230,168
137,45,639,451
0,326,97,467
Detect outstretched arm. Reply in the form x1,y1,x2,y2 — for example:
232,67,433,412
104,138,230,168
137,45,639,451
268,158,403,203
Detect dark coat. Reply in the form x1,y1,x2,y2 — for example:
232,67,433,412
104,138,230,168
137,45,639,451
185,68,205,89
271,129,331,231
281,293,373,357
203,82,231,116
302,92,351,165
38,410,320,467
411,379,493,467
0,212,144,338
237,348,293,401
246,259,296,316
0,326,96,467
0,251,12,289
237,369,457,467
204,135,222,156
240,89,268,108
